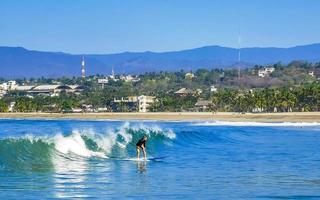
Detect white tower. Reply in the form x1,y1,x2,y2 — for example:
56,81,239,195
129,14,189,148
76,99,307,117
81,56,86,79
237,33,241,80
111,66,115,79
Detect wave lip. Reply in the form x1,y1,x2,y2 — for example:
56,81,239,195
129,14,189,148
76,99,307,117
192,121,320,127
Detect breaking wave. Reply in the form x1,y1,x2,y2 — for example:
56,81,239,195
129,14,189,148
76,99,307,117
0,122,175,172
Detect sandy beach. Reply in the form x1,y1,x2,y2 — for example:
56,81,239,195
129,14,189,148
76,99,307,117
0,112,319,122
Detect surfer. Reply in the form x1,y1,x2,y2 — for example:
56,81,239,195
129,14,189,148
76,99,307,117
136,135,148,159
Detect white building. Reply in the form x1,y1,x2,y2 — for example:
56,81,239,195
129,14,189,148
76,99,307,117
123,75,133,82
137,95,156,112
265,67,275,73
185,72,195,79
119,75,140,82
210,85,218,92
258,70,266,77
258,67,275,77
30,85,63,96
0,82,8,91
131,76,141,82
8,81,17,90
113,95,156,112
308,71,314,77
98,78,109,88
97,107,108,112
67,85,86,94
0,83,8,97
15,85,35,92
28,85,72,97
98,78,108,84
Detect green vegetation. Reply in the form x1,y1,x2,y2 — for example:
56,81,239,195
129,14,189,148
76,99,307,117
0,61,319,113
212,83,319,112
0,99,8,112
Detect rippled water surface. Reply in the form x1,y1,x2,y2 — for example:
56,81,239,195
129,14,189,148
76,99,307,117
0,119,320,199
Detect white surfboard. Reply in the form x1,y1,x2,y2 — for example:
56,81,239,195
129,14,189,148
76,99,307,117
112,156,166,162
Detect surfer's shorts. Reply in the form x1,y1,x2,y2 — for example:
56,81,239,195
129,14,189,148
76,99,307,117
136,145,144,150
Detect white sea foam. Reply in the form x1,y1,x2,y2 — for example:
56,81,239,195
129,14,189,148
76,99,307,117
192,121,320,127
54,132,106,158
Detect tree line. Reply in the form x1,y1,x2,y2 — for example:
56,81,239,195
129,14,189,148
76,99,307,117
0,83,318,113
211,83,319,112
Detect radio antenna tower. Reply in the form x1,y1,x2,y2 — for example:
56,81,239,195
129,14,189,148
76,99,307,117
237,33,241,81
81,56,86,79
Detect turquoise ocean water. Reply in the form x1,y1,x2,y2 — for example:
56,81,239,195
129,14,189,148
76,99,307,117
0,119,320,199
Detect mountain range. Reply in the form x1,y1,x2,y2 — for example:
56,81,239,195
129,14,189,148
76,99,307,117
1,43,320,78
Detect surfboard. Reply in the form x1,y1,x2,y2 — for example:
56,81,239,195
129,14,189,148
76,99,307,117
110,156,166,162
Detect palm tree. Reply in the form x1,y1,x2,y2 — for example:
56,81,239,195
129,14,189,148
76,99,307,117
0,100,8,112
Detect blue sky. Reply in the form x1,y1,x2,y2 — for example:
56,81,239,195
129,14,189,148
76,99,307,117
1,0,320,54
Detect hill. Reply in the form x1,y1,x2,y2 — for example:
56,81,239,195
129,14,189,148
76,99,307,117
1,44,320,78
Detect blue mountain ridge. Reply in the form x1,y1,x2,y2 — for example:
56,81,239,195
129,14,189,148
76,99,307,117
1,44,320,78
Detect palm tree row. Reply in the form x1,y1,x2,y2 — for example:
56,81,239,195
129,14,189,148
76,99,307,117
212,83,320,112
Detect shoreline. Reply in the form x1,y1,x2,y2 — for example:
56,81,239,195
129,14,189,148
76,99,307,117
0,112,319,123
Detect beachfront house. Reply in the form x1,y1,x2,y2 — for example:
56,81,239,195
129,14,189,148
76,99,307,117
195,99,213,112
113,96,139,112
112,95,156,112
137,95,156,112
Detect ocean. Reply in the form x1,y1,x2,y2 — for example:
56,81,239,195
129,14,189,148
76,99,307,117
0,119,320,199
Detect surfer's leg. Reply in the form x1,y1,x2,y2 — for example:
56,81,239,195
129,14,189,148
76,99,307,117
136,147,140,158
142,146,147,159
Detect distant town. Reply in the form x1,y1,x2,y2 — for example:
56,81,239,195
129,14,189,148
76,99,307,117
0,58,319,113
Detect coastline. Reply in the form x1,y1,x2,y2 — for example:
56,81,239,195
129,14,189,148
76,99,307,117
0,112,319,123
